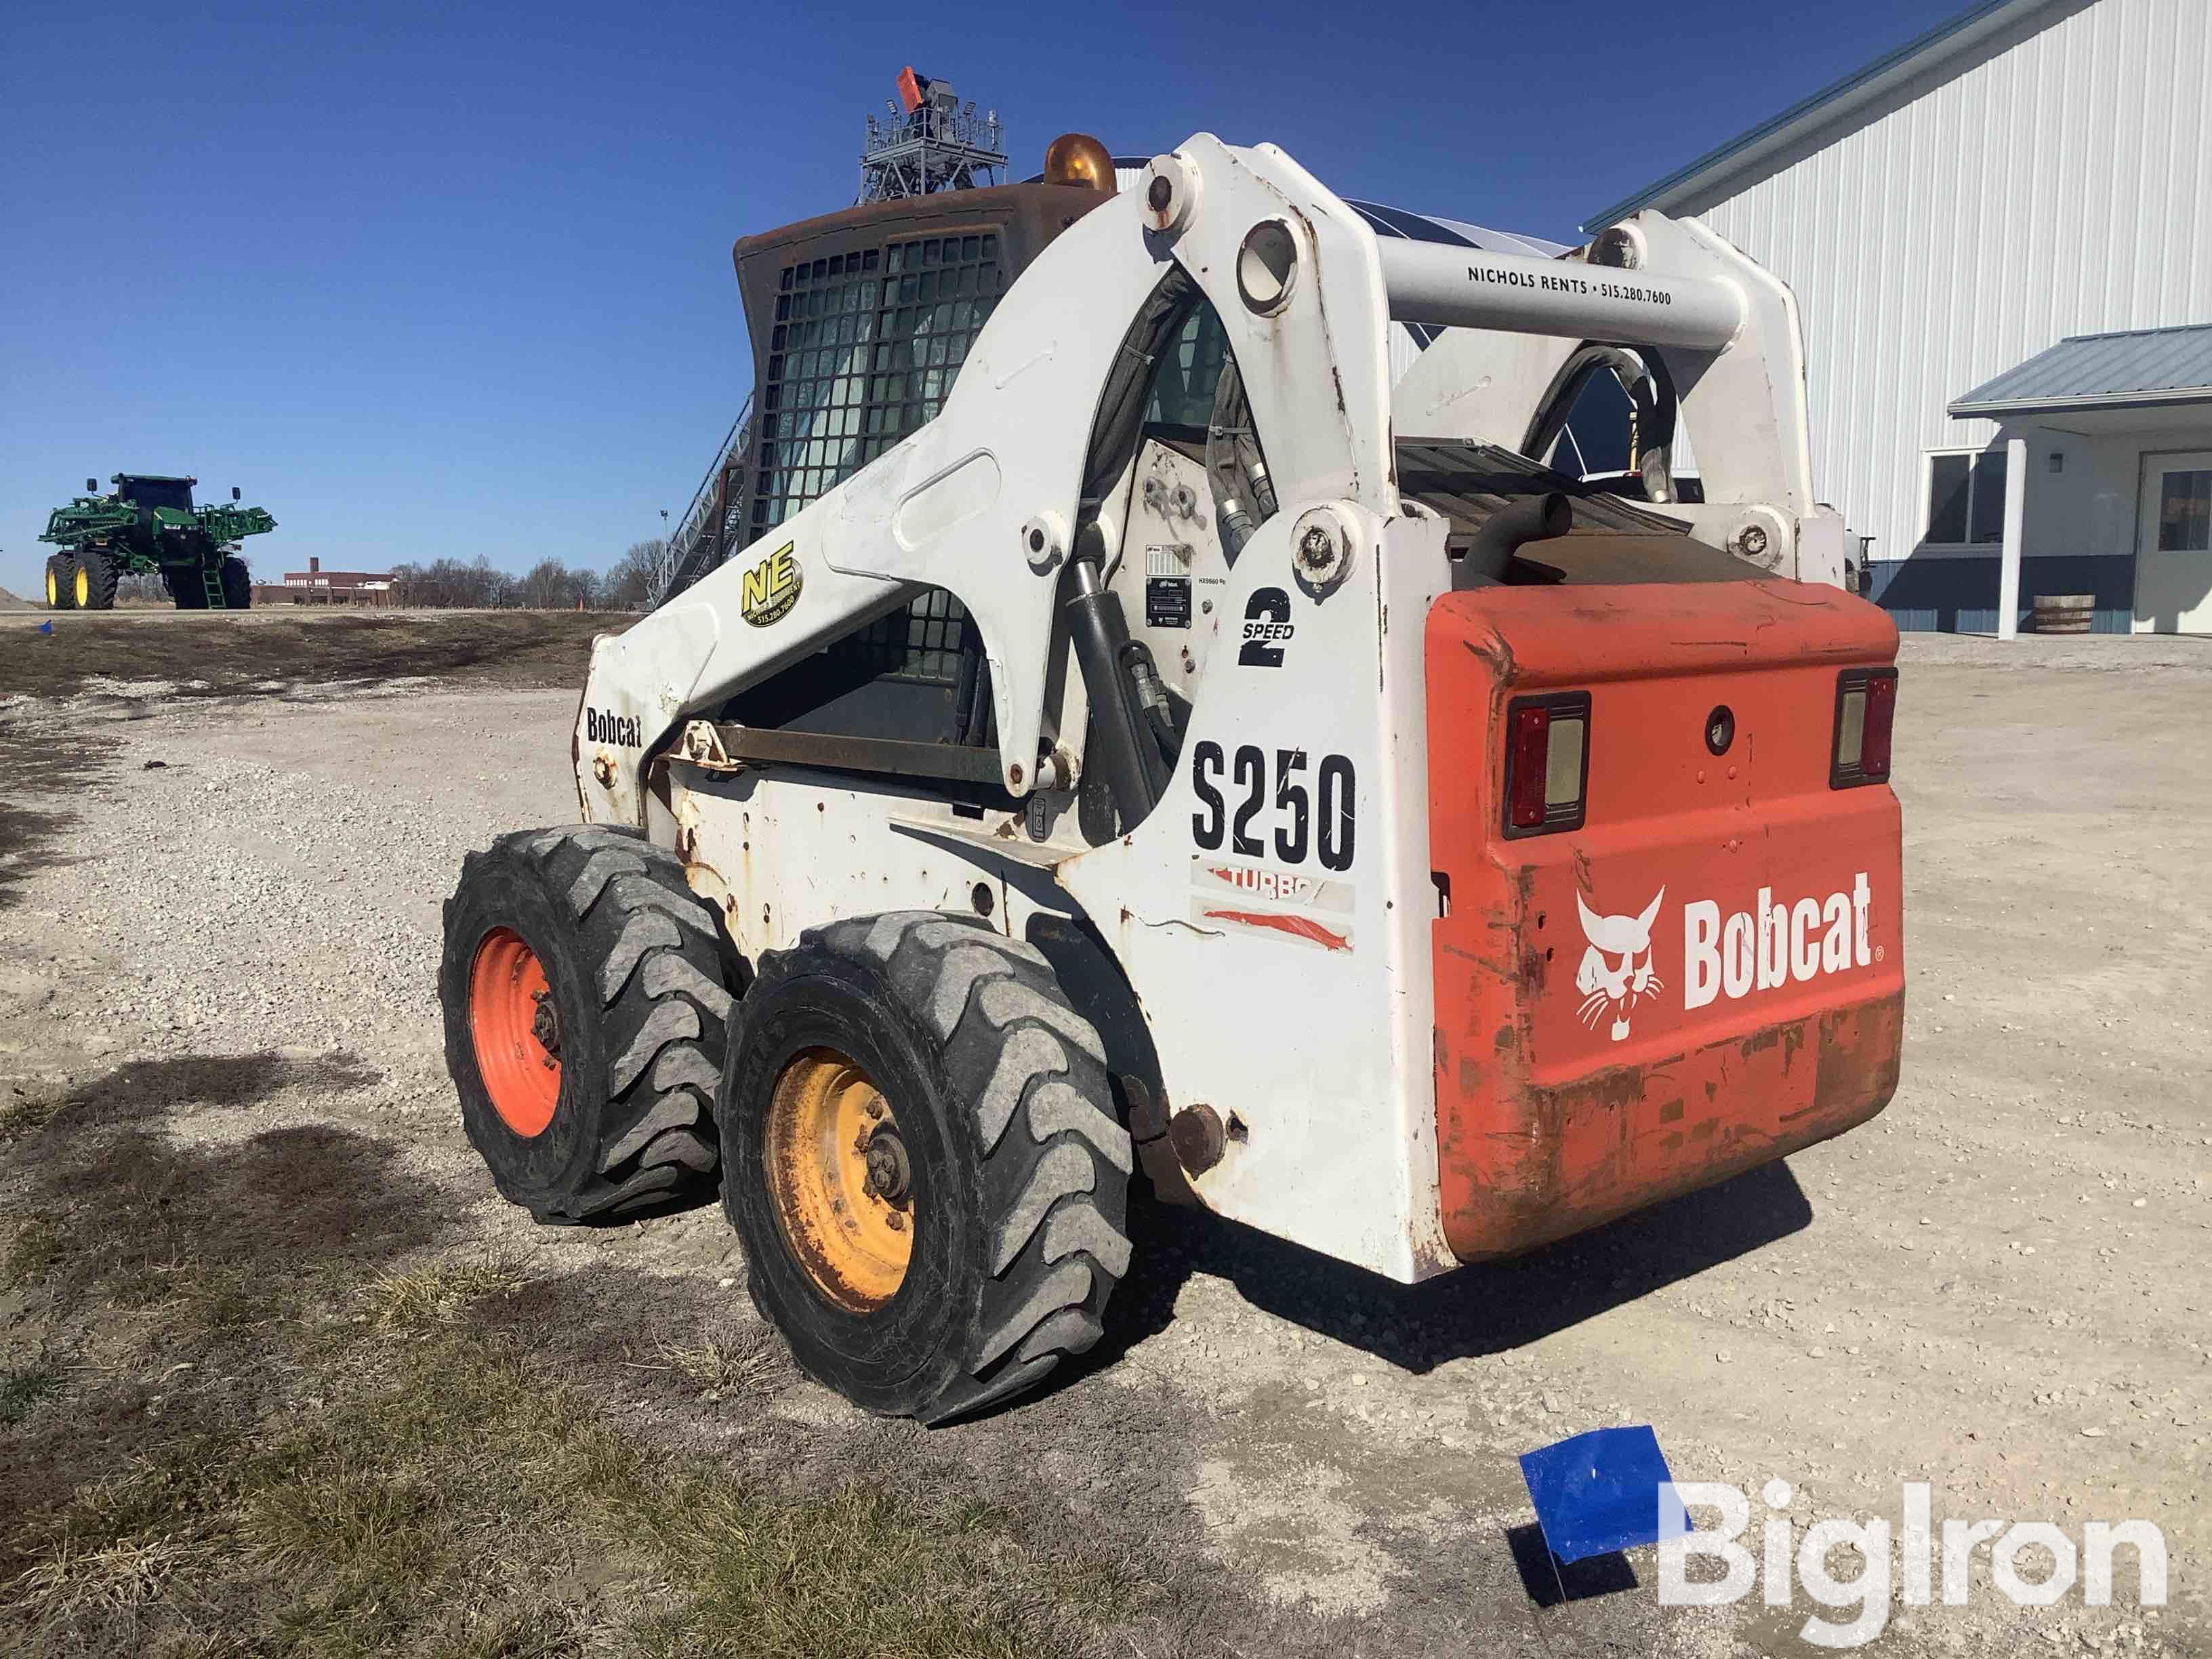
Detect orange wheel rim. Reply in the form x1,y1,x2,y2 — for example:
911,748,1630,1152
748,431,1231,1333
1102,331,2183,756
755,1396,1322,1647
763,1049,914,1312
469,928,561,1136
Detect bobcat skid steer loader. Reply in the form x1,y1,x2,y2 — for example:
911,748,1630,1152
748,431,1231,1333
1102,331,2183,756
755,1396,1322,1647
441,134,1904,1424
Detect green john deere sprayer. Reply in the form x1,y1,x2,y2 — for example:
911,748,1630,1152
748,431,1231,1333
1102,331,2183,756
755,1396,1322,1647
41,474,275,611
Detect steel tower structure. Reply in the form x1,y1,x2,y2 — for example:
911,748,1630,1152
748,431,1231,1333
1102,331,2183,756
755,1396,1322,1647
859,67,1006,202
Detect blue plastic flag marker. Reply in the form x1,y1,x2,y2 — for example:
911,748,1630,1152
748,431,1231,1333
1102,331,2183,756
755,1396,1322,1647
37,621,54,635
1518,1425,1688,1564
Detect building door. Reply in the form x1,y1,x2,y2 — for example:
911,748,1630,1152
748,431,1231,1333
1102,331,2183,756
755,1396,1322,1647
2134,451,2212,633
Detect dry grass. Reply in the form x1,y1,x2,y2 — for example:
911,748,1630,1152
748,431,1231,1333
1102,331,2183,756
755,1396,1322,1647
0,609,613,702
2,1443,241,1628
638,1329,783,1401
0,1187,1157,1659
2,1218,64,1287
0,1088,66,1140
6,1538,215,1619
5,1316,1128,1656
0,1366,62,1427
363,1250,529,1332
0,1054,1223,1657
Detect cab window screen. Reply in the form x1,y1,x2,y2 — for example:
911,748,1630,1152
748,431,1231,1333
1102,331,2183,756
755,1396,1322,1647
120,479,194,511
752,232,1005,535
743,232,1008,744
1142,304,1230,431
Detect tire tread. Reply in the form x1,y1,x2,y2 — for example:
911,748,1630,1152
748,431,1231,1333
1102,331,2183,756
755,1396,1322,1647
796,910,1131,1424
447,825,731,1223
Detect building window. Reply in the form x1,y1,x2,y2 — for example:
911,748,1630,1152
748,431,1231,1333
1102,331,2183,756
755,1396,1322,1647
2156,469,2211,552
1925,448,2009,546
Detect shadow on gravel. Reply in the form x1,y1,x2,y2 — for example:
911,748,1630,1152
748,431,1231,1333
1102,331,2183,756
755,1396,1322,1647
1,1050,432,1555
36,1050,383,1122
1098,1159,1812,1377
7,1052,411,1296
1505,1522,1640,1606
0,716,109,912
3,1051,388,1144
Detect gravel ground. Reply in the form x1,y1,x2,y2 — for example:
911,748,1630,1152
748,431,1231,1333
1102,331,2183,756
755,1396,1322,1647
2,626,2207,1656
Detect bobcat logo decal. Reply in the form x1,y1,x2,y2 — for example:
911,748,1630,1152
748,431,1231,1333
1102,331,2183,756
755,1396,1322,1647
1574,888,1665,1042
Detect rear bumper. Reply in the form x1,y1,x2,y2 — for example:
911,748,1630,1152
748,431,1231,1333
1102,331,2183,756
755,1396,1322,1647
1435,987,1900,1261
1422,579,1905,1265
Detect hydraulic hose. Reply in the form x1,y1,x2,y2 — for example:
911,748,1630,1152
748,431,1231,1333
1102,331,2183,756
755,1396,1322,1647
1454,493,1573,589
1063,520,1169,828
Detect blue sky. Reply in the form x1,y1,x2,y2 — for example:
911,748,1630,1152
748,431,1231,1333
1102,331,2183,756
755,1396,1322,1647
3,0,1968,596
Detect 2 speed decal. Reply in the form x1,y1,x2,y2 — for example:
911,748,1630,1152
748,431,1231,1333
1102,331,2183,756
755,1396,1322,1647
1238,587,1294,667
1191,743,1355,871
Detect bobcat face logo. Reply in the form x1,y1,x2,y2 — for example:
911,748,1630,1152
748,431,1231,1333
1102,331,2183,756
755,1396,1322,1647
1574,888,1666,1042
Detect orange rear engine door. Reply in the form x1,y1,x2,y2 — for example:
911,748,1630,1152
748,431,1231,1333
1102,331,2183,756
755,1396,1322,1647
1425,579,1904,1262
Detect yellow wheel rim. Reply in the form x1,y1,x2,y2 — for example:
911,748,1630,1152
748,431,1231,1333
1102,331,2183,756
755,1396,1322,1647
73,567,89,606
46,569,58,607
763,1049,914,1312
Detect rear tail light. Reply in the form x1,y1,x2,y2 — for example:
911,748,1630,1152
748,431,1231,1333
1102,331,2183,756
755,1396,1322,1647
1502,691,1590,837
1831,668,1898,787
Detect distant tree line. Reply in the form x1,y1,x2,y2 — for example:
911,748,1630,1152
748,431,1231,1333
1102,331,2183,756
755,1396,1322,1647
385,540,672,611
94,539,677,612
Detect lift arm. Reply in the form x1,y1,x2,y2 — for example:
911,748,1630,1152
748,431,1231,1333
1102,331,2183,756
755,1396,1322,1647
573,135,1830,830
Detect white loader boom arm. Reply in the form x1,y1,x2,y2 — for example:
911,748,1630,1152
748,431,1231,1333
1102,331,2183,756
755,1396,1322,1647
1389,216,1844,586
573,134,1829,831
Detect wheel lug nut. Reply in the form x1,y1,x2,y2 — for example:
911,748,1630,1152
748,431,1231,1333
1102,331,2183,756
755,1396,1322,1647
885,1212,905,1232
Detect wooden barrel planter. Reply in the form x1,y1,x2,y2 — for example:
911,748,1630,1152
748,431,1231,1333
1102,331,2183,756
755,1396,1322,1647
2032,594,2095,634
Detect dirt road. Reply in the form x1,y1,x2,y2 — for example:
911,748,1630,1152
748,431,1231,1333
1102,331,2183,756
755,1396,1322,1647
2,617,2205,1655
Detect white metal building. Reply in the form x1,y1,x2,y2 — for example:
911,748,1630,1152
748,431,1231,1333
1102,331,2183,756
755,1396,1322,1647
1585,0,2212,633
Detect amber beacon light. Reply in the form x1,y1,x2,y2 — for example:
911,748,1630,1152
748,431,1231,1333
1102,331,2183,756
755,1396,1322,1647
1044,132,1116,193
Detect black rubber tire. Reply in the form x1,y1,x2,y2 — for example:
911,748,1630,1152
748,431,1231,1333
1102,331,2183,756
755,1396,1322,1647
441,824,732,1223
165,568,207,611
219,556,251,610
75,550,119,611
720,911,1132,1424
45,557,77,611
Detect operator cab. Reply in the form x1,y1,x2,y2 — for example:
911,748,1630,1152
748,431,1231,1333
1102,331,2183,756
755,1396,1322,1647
710,152,1123,764
114,474,197,512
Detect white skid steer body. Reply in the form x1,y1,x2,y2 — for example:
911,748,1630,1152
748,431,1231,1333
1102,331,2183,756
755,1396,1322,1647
566,133,1863,1284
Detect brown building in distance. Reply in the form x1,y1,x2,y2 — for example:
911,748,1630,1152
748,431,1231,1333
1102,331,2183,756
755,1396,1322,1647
251,556,397,606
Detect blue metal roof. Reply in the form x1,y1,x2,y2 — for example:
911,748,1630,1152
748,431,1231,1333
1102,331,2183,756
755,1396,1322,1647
1948,325,2212,415
1581,0,2062,231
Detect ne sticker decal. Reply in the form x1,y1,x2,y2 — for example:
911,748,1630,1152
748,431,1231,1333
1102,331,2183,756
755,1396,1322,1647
740,541,802,627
